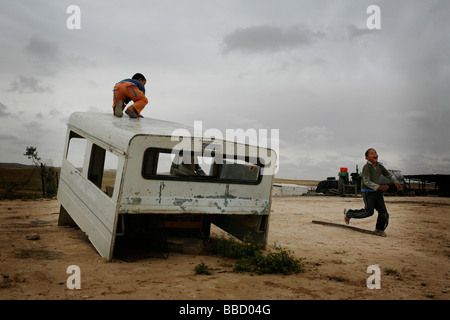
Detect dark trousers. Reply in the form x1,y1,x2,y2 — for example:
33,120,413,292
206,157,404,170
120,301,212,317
346,191,389,231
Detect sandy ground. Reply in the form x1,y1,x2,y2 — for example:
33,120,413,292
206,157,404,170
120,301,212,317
0,196,449,301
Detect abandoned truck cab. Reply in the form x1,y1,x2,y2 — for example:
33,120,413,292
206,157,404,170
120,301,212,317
57,112,277,261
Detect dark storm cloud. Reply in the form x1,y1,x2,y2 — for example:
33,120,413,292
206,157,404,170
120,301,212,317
222,24,325,54
24,34,63,75
0,102,11,117
9,76,53,94
0,134,22,143
345,24,374,40
24,34,96,75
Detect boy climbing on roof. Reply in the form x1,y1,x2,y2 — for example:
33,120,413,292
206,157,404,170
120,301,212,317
343,148,403,237
112,73,148,118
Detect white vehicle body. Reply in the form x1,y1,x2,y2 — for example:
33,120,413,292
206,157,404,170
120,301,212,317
57,112,276,261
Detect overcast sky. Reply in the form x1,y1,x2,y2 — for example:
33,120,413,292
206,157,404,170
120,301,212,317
0,0,449,180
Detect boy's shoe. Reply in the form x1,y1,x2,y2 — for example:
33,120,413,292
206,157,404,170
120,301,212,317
374,229,387,237
125,108,139,119
114,100,124,117
344,209,350,225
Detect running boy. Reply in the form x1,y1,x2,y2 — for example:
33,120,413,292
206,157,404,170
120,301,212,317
343,148,403,236
112,73,148,118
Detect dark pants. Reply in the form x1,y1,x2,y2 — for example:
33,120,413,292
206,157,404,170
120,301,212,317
346,191,389,231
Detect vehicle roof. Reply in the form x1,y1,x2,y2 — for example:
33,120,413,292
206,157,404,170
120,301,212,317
67,112,274,157
68,112,195,153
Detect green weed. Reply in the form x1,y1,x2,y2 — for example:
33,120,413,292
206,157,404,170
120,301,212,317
195,261,211,275
210,235,303,275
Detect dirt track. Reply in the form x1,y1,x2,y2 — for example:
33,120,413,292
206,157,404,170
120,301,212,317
0,196,449,300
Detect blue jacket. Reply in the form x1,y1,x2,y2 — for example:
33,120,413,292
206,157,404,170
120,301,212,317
116,79,146,94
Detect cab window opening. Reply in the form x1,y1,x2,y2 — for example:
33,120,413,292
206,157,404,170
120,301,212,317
142,148,262,184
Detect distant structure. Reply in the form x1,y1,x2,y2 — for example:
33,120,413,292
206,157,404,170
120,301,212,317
403,174,450,197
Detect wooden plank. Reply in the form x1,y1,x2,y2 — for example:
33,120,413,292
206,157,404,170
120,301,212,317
312,220,386,237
